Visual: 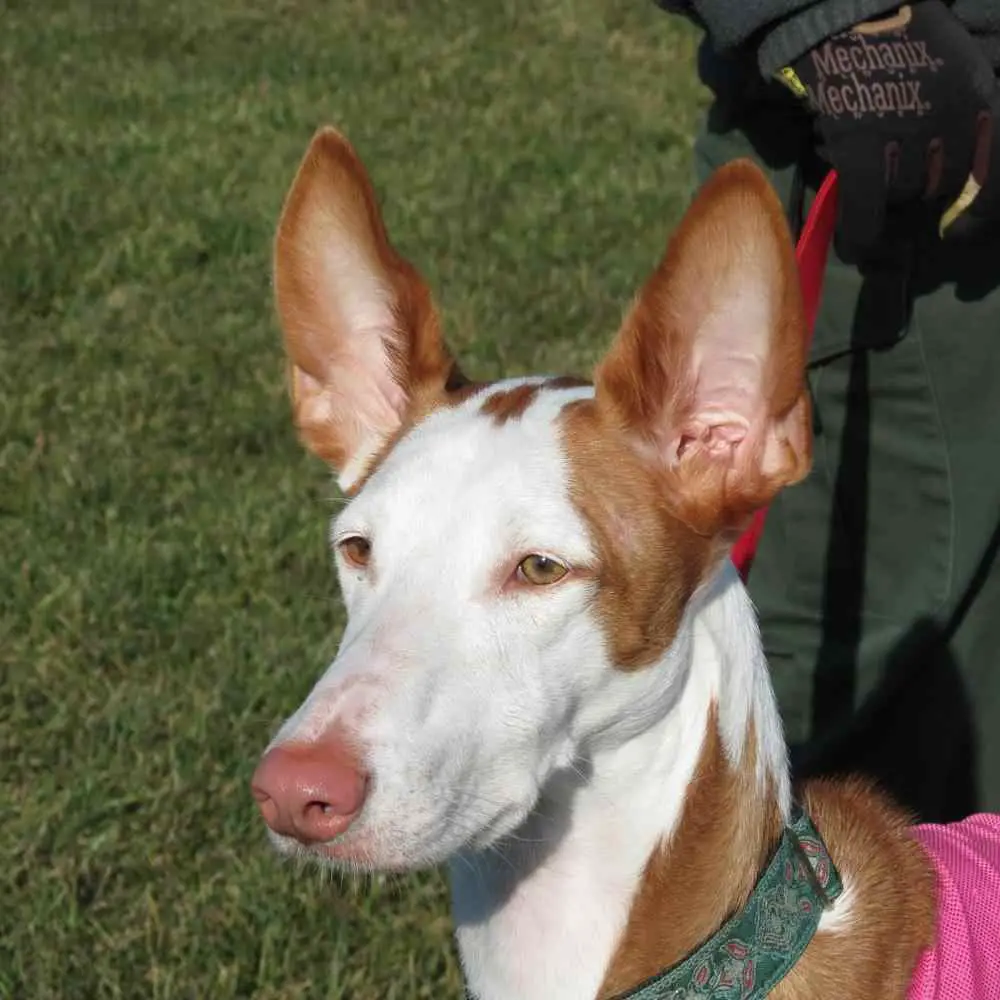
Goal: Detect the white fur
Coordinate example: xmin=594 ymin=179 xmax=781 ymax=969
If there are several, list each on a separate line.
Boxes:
xmin=818 ymin=877 xmax=854 ymax=935
xmin=264 ymin=380 xmax=794 ymax=998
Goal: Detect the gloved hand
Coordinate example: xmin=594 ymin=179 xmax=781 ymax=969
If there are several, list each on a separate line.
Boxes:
xmin=776 ymin=1 xmax=1000 ymax=259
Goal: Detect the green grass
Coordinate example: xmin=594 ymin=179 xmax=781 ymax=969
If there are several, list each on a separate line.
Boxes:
xmin=1 ymin=2 xmax=706 ymax=997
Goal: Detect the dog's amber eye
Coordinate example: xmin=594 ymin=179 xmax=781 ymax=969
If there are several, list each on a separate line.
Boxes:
xmin=338 ymin=536 xmax=372 ymax=569
xmin=517 ymin=554 xmax=568 ymax=586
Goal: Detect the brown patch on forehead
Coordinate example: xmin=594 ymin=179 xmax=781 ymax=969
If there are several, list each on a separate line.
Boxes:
xmin=480 ymin=382 xmax=542 ymax=424
xmin=349 ymin=371 xmax=591 ymax=496
xmin=560 ymin=398 xmax=717 ymax=670
xmin=480 ymin=375 xmax=592 ymax=426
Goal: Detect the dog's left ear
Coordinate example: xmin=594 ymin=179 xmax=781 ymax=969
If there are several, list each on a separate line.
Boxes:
xmin=595 ymin=159 xmax=812 ymax=537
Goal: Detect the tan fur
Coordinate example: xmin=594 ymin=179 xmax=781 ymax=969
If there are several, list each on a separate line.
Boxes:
xmin=559 ymin=163 xmax=811 ymax=671
xmin=560 ymin=397 xmax=717 ymax=669
xmin=772 ymin=780 xmax=936 ymax=1000
xmin=357 ymin=376 xmax=588 ymax=489
xmin=593 ymin=161 xmax=812 ymax=541
xmin=599 ymin=746 xmax=934 ymax=999
xmin=481 ymin=376 xmax=591 ymax=426
xmin=273 ymin=127 xmax=478 ymax=488
xmin=480 ymin=383 xmax=543 ymax=424
xmin=273 ymin=133 xmax=593 ymax=492
xmin=599 ymin=715 xmax=782 ymax=996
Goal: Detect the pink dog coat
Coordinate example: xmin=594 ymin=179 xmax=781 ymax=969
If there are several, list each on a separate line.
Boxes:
xmin=908 ymin=813 xmax=1000 ymax=999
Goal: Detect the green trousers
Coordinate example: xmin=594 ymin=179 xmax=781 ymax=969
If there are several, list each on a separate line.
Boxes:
xmin=693 ymin=47 xmax=1000 ymax=822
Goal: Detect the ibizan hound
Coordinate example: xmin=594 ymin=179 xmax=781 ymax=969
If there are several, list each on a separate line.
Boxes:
xmin=251 ymin=128 xmax=1000 ymax=1000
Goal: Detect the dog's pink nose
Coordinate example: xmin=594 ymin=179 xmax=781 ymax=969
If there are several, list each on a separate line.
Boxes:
xmin=251 ymin=737 xmax=368 ymax=844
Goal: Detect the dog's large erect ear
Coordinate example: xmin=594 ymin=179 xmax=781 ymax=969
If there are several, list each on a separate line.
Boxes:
xmin=273 ymin=128 xmax=460 ymax=493
xmin=594 ymin=159 xmax=812 ymax=537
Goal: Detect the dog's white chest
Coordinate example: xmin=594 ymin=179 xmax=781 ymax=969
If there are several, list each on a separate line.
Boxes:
xmin=451 ymin=844 xmax=635 ymax=1000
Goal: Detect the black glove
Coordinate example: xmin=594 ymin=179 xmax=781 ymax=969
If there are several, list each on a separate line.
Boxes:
xmin=776 ymin=1 xmax=999 ymax=259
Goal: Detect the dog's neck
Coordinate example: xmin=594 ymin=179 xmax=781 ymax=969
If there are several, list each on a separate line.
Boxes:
xmin=450 ymin=564 xmax=791 ymax=1000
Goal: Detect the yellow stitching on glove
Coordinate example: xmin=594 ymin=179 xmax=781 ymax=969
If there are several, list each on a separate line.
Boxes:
xmin=776 ymin=66 xmax=809 ymax=99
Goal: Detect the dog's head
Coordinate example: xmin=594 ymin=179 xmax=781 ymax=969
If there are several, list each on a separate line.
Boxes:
xmin=251 ymin=128 xmax=810 ymax=871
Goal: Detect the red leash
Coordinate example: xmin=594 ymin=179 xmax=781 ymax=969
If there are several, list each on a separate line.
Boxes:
xmin=731 ymin=171 xmax=839 ymax=582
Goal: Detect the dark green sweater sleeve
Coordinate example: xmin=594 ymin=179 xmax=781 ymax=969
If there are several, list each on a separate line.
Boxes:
xmin=655 ymin=0 xmax=906 ymax=74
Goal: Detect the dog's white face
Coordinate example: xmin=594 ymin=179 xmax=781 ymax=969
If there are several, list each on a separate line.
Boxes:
xmin=271 ymin=380 xmax=651 ymax=870
xmin=253 ymin=129 xmax=811 ymax=873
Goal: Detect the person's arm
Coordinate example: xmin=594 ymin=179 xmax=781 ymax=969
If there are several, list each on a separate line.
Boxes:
xmin=654 ymin=0 xmax=909 ymax=74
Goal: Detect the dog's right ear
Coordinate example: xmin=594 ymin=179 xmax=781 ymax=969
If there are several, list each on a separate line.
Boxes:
xmin=594 ymin=160 xmax=812 ymax=540
xmin=274 ymin=128 xmax=460 ymax=494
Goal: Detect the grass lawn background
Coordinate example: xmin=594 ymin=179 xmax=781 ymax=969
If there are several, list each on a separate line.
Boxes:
xmin=2 ymin=2 xmax=707 ymax=997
